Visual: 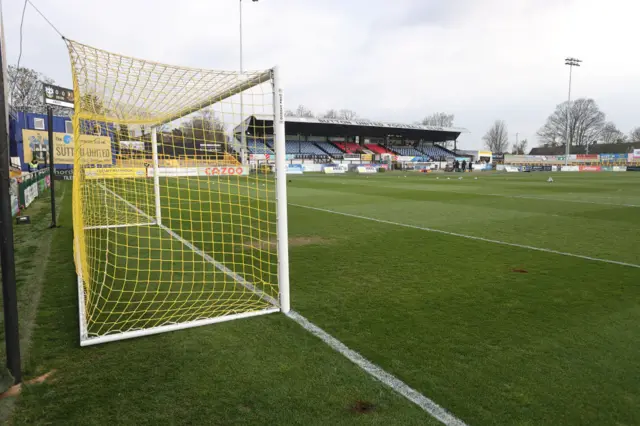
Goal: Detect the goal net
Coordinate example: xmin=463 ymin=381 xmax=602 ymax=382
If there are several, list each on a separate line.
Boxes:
xmin=66 ymin=39 xmax=290 ymax=346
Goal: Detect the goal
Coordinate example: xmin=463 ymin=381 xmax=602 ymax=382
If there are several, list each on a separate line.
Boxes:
xmin=66 ymin=39 xmax=290 ymax=346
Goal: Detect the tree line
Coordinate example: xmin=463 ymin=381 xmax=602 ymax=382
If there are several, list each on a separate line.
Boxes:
xmin=484 ymin=98 xmax=640 ymax=155
xmin=285 ymin=105 xmax=455 ymax=128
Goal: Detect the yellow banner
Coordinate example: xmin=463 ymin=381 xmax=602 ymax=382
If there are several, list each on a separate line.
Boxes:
xmin=22 ymin=129 xmax=112 ymax=165
xmin=84 ymin=168 xmax=147 ymax=179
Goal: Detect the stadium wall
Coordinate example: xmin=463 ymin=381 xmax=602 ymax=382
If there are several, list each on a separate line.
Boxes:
xmin=10 ymin=169 xmax=51 ymax=216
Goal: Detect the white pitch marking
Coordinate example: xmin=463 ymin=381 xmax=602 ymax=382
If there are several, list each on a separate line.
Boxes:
xmin=287 ymin=311 xmax=468 ymax=426
xmin=324 ymin=179 xmax=640 ymax=208
xmin=84 ymin=222 xmax=156 ymax=230
xmin=290 ymin=203 xmax=640 ymax=269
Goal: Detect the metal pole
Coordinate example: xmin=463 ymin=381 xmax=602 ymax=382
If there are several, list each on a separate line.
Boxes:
xmin=239 ymin=0 xmax=247 ymax=165
xmin=564 ymin=58 xmax=581 ymax=167
xmin=0 ymin=26 xmax=21 ymax=383
xmin=272 ymin=66 xmax=290 ymax=313
xmin=47 ymin=106 xmax=56 ymax=228
xmin=565 ymin=65 xmax=572 ymax=167
xmin=151 ymin=127 xmax=161 ymax=225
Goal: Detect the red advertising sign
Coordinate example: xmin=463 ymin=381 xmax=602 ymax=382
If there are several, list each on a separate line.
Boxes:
xmin=577 ymin=154 xmax=598 ymax=160
xmin=203 ymin=167 xmax=247 ymax=176
xmin=579 ymin=165 xmax=601 ymax=172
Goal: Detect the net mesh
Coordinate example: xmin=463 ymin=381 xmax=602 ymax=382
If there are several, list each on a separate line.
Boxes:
xmin=66 ymin=39 xmax=280 ymax=343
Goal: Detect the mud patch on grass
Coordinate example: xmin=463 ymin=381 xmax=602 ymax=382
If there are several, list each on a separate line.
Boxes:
xmin=349 ymin=400 xmax=376 ymax=414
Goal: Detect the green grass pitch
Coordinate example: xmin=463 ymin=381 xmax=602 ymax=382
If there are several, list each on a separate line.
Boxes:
xmin=5 ymin=171 xmax=640 ymax=425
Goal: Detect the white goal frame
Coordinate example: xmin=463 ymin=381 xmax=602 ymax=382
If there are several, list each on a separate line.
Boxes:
xmin=76 ymin=67 xmax=290 ymax=346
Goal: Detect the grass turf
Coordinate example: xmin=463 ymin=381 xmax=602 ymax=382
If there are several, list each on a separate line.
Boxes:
xmin=5 ymin=171 xmax=640 ymax=425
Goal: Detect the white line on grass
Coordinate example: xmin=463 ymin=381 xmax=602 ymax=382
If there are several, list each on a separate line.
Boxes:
xmin=96 ymin=183 xmax=465 ymax=424
xmin=287 ymin=310 xmax=468 ymax=425
xmin=484 ymin=192 xmax=640 ymax=208
xmin=290 ymin=203 xmax=640 ymax=269
xmin=334 ymin=180 xmax=640 ymax=208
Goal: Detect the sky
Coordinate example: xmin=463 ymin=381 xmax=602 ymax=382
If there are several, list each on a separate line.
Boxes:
xmin=2 ymin=0 xmax=639 ymax=150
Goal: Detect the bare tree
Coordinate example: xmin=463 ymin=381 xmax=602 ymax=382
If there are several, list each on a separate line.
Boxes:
xmin=483 ymin=120 xmax=509 ymax=153
xmin=8 ymin=65 xmax=68 ymax=115
xmin=629 ymin=127 xmax=640 ymax=142
xmin=537 ymin=98 xmax=605 ymax=147
xmin=421 ymin=112 xmax=454 ymax=127
xmin=296 ymin=105 xmax=314 ymax=118
xmin=600 ymin=122 xmax=627 ymax=144
xmin=284 ymin=105 xmax=314 ymax=118
xmin=338 ymin=109 xmax=357 ymax=121
xmin=512 ymin=139 xmax=528 ymax=155
xmin=322 ymin=109 xmax=339 ymax=119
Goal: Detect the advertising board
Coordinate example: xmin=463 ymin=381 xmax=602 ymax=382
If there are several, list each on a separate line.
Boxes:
xmin=286 ymin=164 xmax=304 ymax=175
xmin=579 ymin=166 xmax=602 ymax=172
xmin=356 ymin=166 xmax=377 ymax=174
xmin=323 ymin=165 xmax=347 ymax=174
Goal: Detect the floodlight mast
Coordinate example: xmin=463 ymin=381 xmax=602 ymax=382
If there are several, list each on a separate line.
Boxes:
xmin=239 ymin=0 xmax=259 ymax=165
xmin=564 ymin=57 xmax=582 ymax=167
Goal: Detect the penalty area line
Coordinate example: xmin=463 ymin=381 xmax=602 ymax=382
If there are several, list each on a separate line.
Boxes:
xmin=287 ymin=311 xmax=468 ymax=426
xmin=290 ymin=203 xmax=640 ymax=269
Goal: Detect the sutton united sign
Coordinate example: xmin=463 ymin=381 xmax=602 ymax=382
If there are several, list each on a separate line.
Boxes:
xmin=43 ymin=83 xmax=74 ymax=109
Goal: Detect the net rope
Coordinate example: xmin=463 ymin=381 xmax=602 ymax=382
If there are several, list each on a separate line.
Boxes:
xmin=66 ymin=39 xmax=279 ymax=342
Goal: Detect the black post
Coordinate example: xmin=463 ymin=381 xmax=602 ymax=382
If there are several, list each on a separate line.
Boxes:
xmin=47 ymin=107 xmax=56 ymax=227
xmin=0 ymin=40 xmax=22 ymax=384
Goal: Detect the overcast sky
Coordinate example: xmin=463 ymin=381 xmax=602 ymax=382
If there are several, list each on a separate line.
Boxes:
xmin=2 ymin=0 xmax=639 ymax=150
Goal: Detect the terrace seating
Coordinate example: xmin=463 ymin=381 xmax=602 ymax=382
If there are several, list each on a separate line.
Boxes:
xmin=365 ymin=144 xmax=394 ymax=154
xmin=391 ymin=146 xmax=423 ymax=156
xmin=314 ymin=141 xmax=344 ymax=156
xmin=334 ymin=142 xmax=362 ymax=153
xmin=247 ymin=138 xmax=274 ymax=155
xmin=420 ymin=145 xmax=453 ymax=160
xmin=285 ymin=141 xmax=327 ymax=156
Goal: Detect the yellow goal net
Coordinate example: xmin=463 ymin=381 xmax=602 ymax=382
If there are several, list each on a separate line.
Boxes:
xmin=66 ymin=39 xmax=290 ymax=346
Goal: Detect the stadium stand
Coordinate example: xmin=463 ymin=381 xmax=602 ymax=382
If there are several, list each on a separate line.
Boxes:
xmin=365 ymin=143 xmax=395 ymax=154
xmin=247 ymin=138 xmax=274 ymax=155
xmin=315 ymin=141 xmax=344 ymax=157
xmin=419 ymin=144 xmax=454 ymax=160
xmin=284 ymin=141 xmax=327 ymax=156
xmin=391 ymin=146 xmax=423 ymax=156
xmin=334 ymin=142 xmax=362 ymax=153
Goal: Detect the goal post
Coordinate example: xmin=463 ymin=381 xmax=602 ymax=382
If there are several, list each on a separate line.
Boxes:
xmin=66 ymin=39 xmax=290 ymax=346
xmin=273 ymin=66 xmax=290 ymax=313
xmin=150 ymin=126 xmax=162 ymax=226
